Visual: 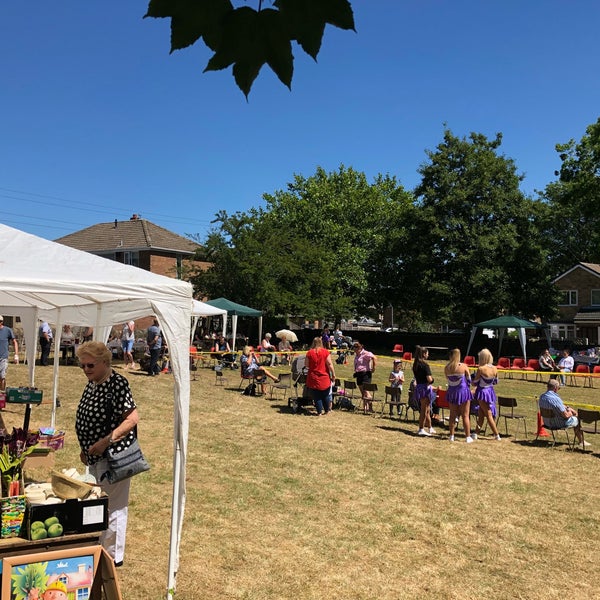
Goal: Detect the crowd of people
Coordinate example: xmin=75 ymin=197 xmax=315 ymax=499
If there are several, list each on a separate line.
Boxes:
xmin=3 ymin=317 xmax=595 ymax=572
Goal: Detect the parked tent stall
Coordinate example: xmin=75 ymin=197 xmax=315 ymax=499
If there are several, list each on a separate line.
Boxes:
xmin=204 ymin=297 xmax=263 ymax=351
xmin=466 ymin=315 xmax=550 ymax=362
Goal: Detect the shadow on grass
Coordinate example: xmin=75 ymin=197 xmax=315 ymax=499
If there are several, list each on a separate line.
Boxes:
xmin=511 ymin=438 xmax=595 ymax=455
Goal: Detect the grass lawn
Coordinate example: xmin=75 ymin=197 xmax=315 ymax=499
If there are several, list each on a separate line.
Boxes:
xmin=5 ymin=354 xmax=600 ymax=599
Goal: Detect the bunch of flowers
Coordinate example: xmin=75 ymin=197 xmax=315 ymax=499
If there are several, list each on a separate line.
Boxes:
xmin=0 ymin=428 xmax=39 ymax=496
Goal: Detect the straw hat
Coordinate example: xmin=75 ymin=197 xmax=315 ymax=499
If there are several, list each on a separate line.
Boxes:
xmin=51 ymin=470 xmax=93 ymax=500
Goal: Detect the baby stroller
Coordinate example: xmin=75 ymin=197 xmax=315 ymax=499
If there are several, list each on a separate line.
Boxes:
xmin=288 ymin=355 xmax=315 ymax=414
xmin=216 ymin=352 xmax=238 ymax=369
xmin=336 ymin=349 xmax=349 ymax=365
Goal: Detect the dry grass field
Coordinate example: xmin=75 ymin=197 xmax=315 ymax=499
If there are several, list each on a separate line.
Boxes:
xmin=5 ymin=354 xmax=600 ymax=599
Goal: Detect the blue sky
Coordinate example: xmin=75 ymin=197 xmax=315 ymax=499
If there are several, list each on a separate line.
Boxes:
xmin=2 ymin=1 xmax=599 ymax=241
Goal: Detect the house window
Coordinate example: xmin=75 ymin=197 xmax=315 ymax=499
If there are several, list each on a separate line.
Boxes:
xmin=551 ymin=324 xmax=576 ymax=341
xmin=76 ymin=588 xmax=89 ymax=600
xmin=123 ymin=251 xmax=139 ymax=267
xmin=559 ymin=290 xmax=577 ymax=306
xmin=591 ymin=289 xmax=600 ymax=306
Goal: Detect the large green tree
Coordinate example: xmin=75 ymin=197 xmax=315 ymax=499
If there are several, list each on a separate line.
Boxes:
xmin=542 ymin=117 xmax=600 ymax=267
xmin=192 ymin=166 xmax=412 ymax=320
xmin=411 ymin=129 xmax=558 ymax=325
xmin=145 ymin=0 xmax=355 ymax=97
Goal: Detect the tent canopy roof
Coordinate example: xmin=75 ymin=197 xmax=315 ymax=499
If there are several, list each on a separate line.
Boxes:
xmin=192 ymin=299 xmax=226 ymax=318
xmin=205 ymin=297 xmax=262 ymax=317
xmin=473 ymin=315 xmax=544 ymax=329
xmin=0 ymin=223 xmax=191 ymax=598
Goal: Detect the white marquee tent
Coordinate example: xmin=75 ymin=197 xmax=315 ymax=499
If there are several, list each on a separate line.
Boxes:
xmin=191 ymin=299 xmax=227 ymax=343
xmin=0 ymin=223 xmax=193 ymax=599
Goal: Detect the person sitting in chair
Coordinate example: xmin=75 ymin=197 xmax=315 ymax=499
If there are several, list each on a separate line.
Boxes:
xmin=538 ymin=348 xmax=557 ymax=372
xmin=260 ymin=333 xmax=277 ymax=366
xmin=215 ymin=335 xmax=235 ymax=367
xmin=557 ymin=348 xmax=574 ymax=386
xmin=241 ymin=346 xmax=279 ymax=393
xmin=539 ymin=379 xmax=589 ymax=447
xmin=278 ymin=338 xmax=294 ymax=365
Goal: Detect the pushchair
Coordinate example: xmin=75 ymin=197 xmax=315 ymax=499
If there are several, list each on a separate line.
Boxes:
xmin=215 ymin=352 xmax=238 ymax=369
xmin=288 ymin=355 xmax=315 ymax=414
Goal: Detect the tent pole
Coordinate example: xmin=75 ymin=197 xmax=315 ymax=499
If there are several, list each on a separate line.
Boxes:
xmin=166 ymin=418 xmax=182 ymax=599
xmin=51 ymin=313 xmax=63 ymax=430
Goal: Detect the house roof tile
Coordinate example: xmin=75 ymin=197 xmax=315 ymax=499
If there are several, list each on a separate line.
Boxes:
xmin=54 ymin=218 xmax=200 ymax=255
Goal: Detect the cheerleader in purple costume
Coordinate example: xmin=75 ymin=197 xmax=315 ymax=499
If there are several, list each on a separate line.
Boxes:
xmin=472 ymin=348 xmax=501 ymax=440
xmin=412 ymin=346 xmax=435 ymax=436
xmin=444 ymin=349 xmax=474 ymax=442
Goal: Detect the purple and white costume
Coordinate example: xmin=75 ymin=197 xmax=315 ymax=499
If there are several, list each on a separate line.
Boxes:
xmin=473 ymin=375 xmax=498 ymax=418
xmin=446 ymin=373 xmax=473 ymax=405
xmin=413 ymin=362 xmax=433 ymax=403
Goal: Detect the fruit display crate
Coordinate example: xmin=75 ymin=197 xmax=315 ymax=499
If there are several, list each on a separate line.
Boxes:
xmin=5 ymin=387 xmax=43 ymax=405
xmin=22 ymin=496 xmax=108 ymax=539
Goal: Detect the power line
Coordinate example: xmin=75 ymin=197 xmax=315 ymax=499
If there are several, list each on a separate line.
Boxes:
xmin=0 ymin=186 xmax=215 ymax=229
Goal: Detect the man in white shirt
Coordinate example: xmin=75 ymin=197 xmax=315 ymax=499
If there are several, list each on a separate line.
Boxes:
xmin=557 ymin=349 xmax=574 ymax=386
xmin=39 ymin=320 xmax=53 ymax=366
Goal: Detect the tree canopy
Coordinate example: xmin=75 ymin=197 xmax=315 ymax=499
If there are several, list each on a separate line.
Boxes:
xmin=145 ymin=0 xmax=355 ymax=97
xmin=542 ymin=117 xmax=600 ymax=267
xmin=192 ymin=166 xmax=412 ymax=320
xmin=410 ymin=129 xmax=559 ymax=324
xmin=189 ymin=121 xmax=600 ymax=329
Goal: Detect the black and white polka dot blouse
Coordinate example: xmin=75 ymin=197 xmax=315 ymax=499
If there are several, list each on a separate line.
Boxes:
xmin=75 ymin=370 xmax=137 ymax=465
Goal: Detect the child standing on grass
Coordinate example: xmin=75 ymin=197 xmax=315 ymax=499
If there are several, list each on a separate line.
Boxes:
xmin=388 ymin=359 xmax=404 ymax=417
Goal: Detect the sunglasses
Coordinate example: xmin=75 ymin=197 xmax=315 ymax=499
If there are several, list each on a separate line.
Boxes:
xmin=79 ymin=363 xmax=97 ymax=369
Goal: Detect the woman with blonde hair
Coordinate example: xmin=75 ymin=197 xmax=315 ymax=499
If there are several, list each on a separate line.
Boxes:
xmin=121 ymin=320 xmax=135 ymax=369
xmin=444 ymin=348 xmax=473 ymax=442
xmin=240 ymin=346 xmax=279 ymax=383
xmin=472 ymin=348 xmax=501 ymax=440
xmin=75 ymin=341 xmax=140 ymax=566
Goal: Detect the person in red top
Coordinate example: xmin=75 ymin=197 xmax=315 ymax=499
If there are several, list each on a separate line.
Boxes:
xmin=305 ymin=337 xmax=336 ymax=416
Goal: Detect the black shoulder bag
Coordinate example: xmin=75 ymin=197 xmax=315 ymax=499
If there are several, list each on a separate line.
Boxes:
xmin=100 ymin=378 xmax=150 ymax=484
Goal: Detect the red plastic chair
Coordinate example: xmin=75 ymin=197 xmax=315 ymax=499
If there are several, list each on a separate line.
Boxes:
xmin=524 ymin=358 xmax=542 ymax=382
xmin=392 ymin=344 xmax=404 ymax=354
xmin=464 ymin=356 xmax=476 ymax=367
xmin=591 ymin=365 xmax=600 ymax=388
xmin=574 ymin=364 xmax=592 ymax=388
xmin=497 ymin=357 xmax=511 ymax=378
xmin=402 ymin=352 xmax=413 ymax=361
xmin=510 ymin=357 xmax=526 ymax=379
xmin=435 ymin=388 xmax=450 ymax=422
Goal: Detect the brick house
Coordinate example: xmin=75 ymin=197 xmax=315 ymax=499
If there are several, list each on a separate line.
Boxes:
xmin=552 ymin=262 xmax=600 ymax=343
xmin=54 ymin=214 xmax=209 ymax=279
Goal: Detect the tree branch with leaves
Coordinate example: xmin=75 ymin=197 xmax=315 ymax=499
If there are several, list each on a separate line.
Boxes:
xmin=145 ymin=0 xmax=355 ymax=97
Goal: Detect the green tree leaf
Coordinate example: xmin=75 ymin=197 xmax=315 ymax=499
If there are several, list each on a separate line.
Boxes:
xmin=145 ymin=0 xmax=233 ymax=52
xmin=145 ymin=0 xmax=354 ymax=95
xmin=275 ymin=0 xmax=355 ymax=59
